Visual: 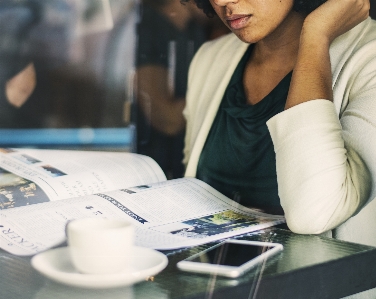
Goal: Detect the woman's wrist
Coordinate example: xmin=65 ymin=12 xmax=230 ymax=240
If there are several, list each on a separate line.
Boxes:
xmin=300 ymin=17 xmax=333 ymax=47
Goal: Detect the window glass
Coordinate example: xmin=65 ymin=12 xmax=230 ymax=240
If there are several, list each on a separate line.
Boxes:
xmin=0 ymin=0 xmax=228 ymax=167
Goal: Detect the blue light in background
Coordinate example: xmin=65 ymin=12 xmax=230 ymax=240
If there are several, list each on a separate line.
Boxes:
xmin=0 ymin=128 xmax=132 ymax=148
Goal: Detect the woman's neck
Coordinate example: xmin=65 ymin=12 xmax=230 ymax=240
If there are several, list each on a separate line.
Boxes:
xmin=252 ymin=11 xmax=306 ymax=70
xmin=243 ymin=11 xmax=307 ymax=105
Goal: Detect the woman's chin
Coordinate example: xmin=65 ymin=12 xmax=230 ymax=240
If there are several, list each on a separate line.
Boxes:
xmin=231 ymin=29 xmax=264 ymax=44
xmin=234 ymin=33 xmax=261 ymax=44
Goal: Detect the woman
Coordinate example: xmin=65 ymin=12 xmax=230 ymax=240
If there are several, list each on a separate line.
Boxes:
xmin=182 ymin=0 xmax=376 ymax=246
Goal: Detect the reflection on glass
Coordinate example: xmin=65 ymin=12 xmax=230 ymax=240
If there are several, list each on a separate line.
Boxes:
xmin=0 ymin=0 xmax=228 ymax=154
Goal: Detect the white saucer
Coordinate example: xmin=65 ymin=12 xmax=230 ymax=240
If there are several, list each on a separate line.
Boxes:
xmin=31 ymin=246 xmax=168 ymax=289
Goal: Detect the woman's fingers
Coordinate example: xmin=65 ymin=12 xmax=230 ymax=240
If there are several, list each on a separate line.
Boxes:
xmin=303 ymin=0 xmax=370 ymax=44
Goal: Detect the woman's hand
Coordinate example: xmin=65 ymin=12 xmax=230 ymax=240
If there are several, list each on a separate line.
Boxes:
xmin=302 ymin=0 xmax=370 ymax=44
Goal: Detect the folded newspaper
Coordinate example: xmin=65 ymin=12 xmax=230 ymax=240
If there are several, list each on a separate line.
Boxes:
xmin=0 ymin=148 xmax=285 ymax=256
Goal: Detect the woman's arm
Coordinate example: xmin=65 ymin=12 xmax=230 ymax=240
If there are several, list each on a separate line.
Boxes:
xmin=269 ymin=0 xmax=373 ymax=234
xmin=285 ymin=0 xmax=370 ymax=109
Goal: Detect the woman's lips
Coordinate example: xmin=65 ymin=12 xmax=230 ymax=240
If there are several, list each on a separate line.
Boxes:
xmin=226 ymin=15 xmax=251 ymax=30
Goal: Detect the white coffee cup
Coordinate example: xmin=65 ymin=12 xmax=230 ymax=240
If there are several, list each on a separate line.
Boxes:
xmin=66 ymin=218 xmax=134 ymax=275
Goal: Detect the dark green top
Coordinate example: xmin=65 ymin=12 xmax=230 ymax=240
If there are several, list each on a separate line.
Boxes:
xmin=196 ymin=45 xmax=292 ymax=214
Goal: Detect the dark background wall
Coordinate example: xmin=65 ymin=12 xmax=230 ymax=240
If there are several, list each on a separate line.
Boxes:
xmin=371 ymin=0 xmax=375 ymax=19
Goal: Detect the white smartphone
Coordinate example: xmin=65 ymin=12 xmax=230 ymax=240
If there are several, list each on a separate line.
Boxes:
xmin=177 ymin=239 xmax=283 ymax=278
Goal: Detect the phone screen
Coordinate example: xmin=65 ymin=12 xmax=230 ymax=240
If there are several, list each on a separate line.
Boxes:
xmin=189 ymin=242 xmax=274 ymax=267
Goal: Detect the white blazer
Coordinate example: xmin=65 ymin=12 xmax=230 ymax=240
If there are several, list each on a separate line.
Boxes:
xmin=183 ymin=18 xmax=376 ymax=247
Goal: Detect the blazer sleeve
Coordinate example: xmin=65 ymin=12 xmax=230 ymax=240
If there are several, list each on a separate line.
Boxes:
xmin=266 ymin=50 xmax=376 ymax=234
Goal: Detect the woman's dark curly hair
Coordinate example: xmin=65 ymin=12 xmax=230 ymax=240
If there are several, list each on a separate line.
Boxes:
xmin=181 ymin=0 xmax=327 ymax=17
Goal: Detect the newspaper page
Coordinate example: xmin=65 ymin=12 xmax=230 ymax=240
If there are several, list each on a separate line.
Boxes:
xmin=0 ymin=178 xmax=285 ymax=256
xmin=0 ymin=148 xmax=167 ymax=209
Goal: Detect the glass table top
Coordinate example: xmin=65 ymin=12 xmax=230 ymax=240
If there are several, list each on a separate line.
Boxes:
xmin=1 ymin=228 xmax=375 ymax=299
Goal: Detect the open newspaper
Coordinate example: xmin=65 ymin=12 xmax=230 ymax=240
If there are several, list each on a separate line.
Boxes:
xmin=0 ymin=148 xmax=285 ymax=256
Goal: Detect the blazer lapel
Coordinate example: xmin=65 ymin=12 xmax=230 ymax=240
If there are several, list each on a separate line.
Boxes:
xmin=185 ymin=37 xmax=249 ymax=177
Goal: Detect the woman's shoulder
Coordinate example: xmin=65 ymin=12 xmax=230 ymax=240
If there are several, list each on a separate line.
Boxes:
xmin=351 ymin=18 xmax=376 ymax=52
xmin=331 ymin=18 xmax=376 ymax=59
xmin=188 ymin=33 xmax=249 ymax=78
xmin=195 ymin=33 xmax=247 ymax=60
xmin=329 ymin=17 xmax=376 ymax=88
xmin=202 ymin=32 xmax=242 ymax=47
xmin=362 ymin=17 xmax=376 ymax=42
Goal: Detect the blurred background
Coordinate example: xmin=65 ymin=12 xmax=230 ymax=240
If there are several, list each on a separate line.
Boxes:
xmin=0 ymin=0 xmax=230 ymax=178
xmin=0 ymin=0 xmax=374 ymax=179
